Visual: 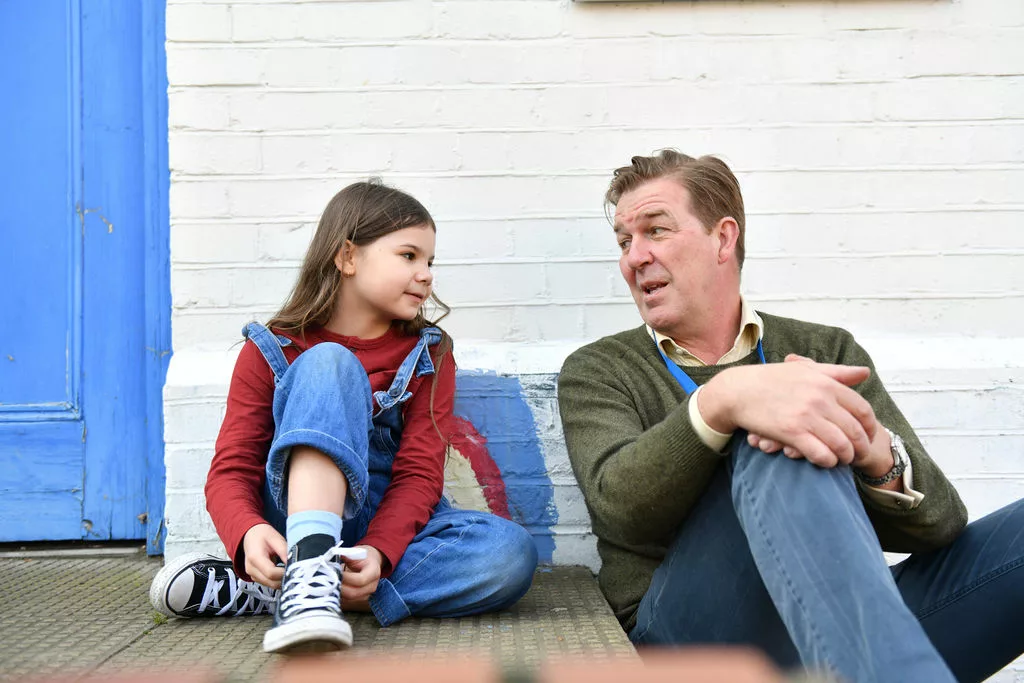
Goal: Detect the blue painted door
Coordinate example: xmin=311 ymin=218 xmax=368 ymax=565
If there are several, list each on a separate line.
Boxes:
xmin=0 ymin=0 xmax=169 ymax=549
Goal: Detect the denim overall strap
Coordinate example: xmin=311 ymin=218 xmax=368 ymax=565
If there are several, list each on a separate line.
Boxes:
xmin=242 ymin=322 xmax=292 ymax=384
xmin=373 ymin=326 xmax=442 ymax=416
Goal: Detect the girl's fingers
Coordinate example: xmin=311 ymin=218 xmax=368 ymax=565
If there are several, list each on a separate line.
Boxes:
xmin=342 ymin=568 xmax=365 ymax=586
xmin=341 ymin=583 xmax=376 ymax=602
xmin=248 ymin=566 xmax=271 ymax=588
xmin=340 ymin=565 xmax=379 ymax=599
xmin=343 ymin=565 xmax=380 ymax=588
xmin=268 ymin=535 xmax=288 ymax=565
xmin=246 ymin=566 xmax=263 ymax=586
xmin=245 ymin=558 xmax=263 ymax=584
xmin=251 ymin=555 xmax=282 ymax=589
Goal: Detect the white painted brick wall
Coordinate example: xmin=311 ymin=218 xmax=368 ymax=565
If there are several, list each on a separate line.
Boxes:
xmin=166 ymin=1 xmax=1023 ymax=674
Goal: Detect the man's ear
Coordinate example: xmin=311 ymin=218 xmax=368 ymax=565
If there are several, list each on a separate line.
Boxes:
xmin=334 ymin=240 xmax=357 ymax=277
xmin=714 ymin=217 xmax=740 ymax=265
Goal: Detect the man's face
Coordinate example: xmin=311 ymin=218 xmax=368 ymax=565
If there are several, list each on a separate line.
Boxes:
xmin=613 ymin=177 xmax=722 ymax=338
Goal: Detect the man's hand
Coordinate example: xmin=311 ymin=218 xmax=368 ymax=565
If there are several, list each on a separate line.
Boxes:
xmin=242 ymin=523 xmax=287 ymax=589
xmin=341 ymin=545 xmax=383 ymax=604
xmin=698 ymin=354 xmax=878 ymax=468
xmin=746 ymin=354 xmax=864 ymax=459
xmin=851 ymin=426 xmax=898 ymax=487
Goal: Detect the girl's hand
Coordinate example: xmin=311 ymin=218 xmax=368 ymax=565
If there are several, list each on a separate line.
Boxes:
xmin=242 ymin=523 xmax=287 ymax=590
xmin=341 ymin=544 xmax=383 ymax=603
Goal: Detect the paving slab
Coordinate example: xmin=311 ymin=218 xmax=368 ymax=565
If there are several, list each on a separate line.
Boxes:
xmin=0 ymin=554 xmax=635 ymax=682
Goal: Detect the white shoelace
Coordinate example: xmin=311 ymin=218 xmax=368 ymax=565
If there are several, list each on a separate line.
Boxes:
xmin=199 ymin=566 xmax=278 ymax=616
xmin=278 ymin=542 xmax=368 ymax=621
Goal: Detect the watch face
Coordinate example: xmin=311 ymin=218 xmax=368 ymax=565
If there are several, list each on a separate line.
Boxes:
xmin=890 ymin=433 xmax=908 ymax=467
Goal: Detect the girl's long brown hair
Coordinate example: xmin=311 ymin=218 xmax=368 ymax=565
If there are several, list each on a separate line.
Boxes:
xmin=266 ymin=180 xmax=453 ymax=432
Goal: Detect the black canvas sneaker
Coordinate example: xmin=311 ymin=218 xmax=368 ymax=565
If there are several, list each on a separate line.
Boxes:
xmin=262 ymin=534 xmax=367 ymax=654
xmin=150 ymin=553 xmax=278 ymax=618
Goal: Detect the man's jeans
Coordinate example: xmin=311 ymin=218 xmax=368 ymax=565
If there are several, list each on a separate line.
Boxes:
xmin=247 ymin=333 xmax=538 ymax=628
xmin=630 ymin=436 xmax=1024 ymax=683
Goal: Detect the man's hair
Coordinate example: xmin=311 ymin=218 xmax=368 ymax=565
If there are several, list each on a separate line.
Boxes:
xmin=606 ymin=150 xmax=746 ymax=269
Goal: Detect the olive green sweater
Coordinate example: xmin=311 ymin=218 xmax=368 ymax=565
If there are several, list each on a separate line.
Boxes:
xmin=557 ymin=313 xmax=968 ymax=632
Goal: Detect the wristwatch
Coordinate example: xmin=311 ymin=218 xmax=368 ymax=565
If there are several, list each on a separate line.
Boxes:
xmin=854 ymin=428 xmax=908 ymax=487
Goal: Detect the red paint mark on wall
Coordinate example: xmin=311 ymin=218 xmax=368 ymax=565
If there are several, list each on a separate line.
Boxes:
xmin=449 ymin=416 xmax=511 ymax=519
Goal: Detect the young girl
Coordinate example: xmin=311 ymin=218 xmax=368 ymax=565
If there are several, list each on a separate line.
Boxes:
xmin=150 ymin=180 xmax=538 ymax=654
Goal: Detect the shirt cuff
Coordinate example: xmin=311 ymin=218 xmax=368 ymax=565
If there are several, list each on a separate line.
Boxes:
xmin=688 ymin=386 xmax=733 ymax=452
xmin=859 ymin=458 xmax=924 ymax=510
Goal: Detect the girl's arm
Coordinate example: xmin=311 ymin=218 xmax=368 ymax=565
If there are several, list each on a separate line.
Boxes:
xmin=359 ymin=349 xmax=456 ymax=576
xmin=205 ymin=340 xmax=278 ymax=578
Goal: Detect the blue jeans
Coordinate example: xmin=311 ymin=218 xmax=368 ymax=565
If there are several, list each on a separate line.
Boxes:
xmin=631 ymin=436 xmax=1024 ymax=683
xmin=244 ymin=323 xmax=538 ymax=627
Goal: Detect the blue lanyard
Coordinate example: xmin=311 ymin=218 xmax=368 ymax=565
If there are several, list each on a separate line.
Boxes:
xmin=653 ymin=332 xmax=766 ymax=395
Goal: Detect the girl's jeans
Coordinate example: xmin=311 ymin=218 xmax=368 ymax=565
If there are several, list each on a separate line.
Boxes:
xmin=244 ymin=323 xmax=538 ymax=627
xmin=630 ymin=435 xmax=1024 ymax=683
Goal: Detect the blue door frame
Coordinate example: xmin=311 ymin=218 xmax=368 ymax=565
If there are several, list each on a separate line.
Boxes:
xmin=0 ymin=0 xmax=169 ymax=554
xmin=140 ymin=0 xmax=172 ymax=555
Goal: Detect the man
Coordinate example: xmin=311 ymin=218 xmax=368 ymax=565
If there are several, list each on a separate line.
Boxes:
xmin=557 ymin=150 xmax=1024 ymax=683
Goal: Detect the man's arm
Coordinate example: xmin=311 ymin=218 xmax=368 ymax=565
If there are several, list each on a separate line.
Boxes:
xmin=697 ymin=360 xmax=877 ymax=467
xmin=699 ymin=330 xmax=967 ymax=552
xmin=739 ymin=353 xmax=904 ymax=488
xmin=557 ymin=345 xmax=723 ymax=547
xmin=839 ymin=333 xmax=969 ymax=551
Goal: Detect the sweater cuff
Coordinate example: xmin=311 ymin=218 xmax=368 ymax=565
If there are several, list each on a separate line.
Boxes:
xmin=688 ymin=386 xmax=733 ymax=452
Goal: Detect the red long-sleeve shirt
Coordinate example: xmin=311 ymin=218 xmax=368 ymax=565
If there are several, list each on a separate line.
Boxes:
xmin=205 ymin=324 xmax=455 ymax=579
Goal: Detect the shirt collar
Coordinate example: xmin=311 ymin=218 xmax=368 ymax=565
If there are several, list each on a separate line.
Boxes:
xmin=647 ymin=296 xmax=764 ymax=367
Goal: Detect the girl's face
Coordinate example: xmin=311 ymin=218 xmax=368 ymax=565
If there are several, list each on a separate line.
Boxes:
xmin=334 ymin=224 xmax=436 ymax=337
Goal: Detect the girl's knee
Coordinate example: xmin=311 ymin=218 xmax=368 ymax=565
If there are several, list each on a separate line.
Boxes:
xmin=291 ymin=342 xmax=362 ymax=377
xmin=511 ymin=522 xmax=539 ymax=576
xmin=483 ymin=518 xmax=538 ymax=599
xmin=281 ymin=342 xmax=372 ymax=405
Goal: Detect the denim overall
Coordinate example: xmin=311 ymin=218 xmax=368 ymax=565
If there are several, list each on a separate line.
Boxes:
xmin=242 ymin=322 xmax=537 ymax=627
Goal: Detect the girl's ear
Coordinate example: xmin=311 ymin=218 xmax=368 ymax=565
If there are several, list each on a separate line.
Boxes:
xmin=334 ymin=240 xmax=357 ymax=277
